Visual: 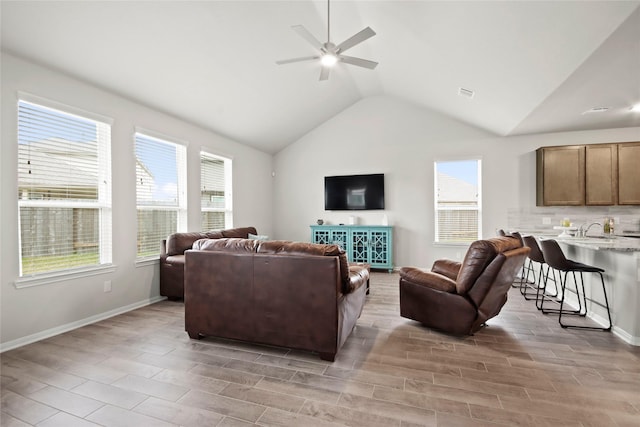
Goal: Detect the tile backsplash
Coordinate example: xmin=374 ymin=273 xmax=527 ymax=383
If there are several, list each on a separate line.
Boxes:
xmin=507 ymin=206 xmax=640 ymax=235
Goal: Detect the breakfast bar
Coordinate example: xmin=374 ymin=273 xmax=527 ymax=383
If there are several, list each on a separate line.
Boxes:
xmin=552 ymin=235 xmax=640 ymax=345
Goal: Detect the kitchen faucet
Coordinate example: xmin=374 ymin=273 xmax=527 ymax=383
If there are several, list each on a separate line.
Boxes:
xmin=577 ymin=222 xmax=601 ymax=237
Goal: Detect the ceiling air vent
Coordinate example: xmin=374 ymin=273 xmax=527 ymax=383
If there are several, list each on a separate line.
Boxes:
xmin=582 ymin=107 xmax=610 ymax=114
xmin=458 ymin=87 xmax=475 ymax=99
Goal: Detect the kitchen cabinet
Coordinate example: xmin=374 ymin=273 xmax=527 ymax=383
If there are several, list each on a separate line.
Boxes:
xmin=537 ymin=142 xmax=639 ymax=206
xmin=618 ymin=142 xmax=640 ymax=205
xmin=585 ymin=144 xmax=617 ymax=205
xmin=536 ymin=145 xmax=585 ymax=206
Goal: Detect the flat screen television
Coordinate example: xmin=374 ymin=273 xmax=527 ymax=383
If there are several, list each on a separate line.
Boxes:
xmin=324 ymin=173 xmax=385 ymax=210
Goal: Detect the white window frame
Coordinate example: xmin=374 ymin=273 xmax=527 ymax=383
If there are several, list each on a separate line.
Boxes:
xmin=134 ymin=128 xmax=187 ymax=262
xmin=200 ymin=150 xmax=233 ymax=231
xmin=434 ymin=159 xmax=482 ymax=245
xmin=15 ymin=93 xmax=114 ymax=287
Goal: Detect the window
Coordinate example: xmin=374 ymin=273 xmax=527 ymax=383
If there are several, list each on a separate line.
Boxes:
xmin=200 ymin=151 xmax=232 ymax=230
xmin=135 ymin=132 xmax=187 ymax=259
xmin=17 ymin=98 xmax=112 ymax=277
xmin=434 ymin=159 xmax=482 ymax=243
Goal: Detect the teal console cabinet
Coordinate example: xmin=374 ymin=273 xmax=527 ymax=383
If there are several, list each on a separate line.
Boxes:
xmin=310 ymin=225 xmax=393 ymax=272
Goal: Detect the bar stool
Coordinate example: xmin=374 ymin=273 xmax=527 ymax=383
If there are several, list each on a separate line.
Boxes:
xmin=520 ymin=235 xmax=556 ymax=303
xmin=538 ymin=239 xmax=612 ymax=331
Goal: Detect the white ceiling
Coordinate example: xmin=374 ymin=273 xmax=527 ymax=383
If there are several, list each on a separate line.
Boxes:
xmin=2 ymin=1 xmax=639 ymax=154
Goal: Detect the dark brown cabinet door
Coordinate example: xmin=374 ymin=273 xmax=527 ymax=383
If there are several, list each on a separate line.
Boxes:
xmin=585 ymin=144 xmax=617 ymax=205
xmin=618 ymin=142 xmax=640 ymax=205
xmin=537 ymin=146 xmax=585 ymax=206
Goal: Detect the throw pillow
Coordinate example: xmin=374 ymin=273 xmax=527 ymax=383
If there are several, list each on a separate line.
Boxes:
xmin=248 ymin=233 xmax=269 ymax=241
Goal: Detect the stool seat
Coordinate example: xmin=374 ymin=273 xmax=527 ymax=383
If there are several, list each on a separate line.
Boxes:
xmin=559 ymin=260 xmax=604 ymax=274
xmin=538 ymin=239 xmax=611 ymax=331
xmin=520 ymin=235 xmax=558 ymax=305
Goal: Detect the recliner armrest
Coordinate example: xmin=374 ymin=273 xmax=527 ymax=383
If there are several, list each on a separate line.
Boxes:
xmin=432 ymin=259 xmax=461 ymax=280
xmin=399 ymin=267 xmax=457 ymax=293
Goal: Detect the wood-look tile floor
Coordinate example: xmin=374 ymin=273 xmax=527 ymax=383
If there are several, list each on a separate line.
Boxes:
xmin=2 ymin=272 xmax=639 ymax=426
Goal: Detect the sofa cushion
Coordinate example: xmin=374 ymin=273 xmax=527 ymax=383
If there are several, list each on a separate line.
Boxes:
xmin=192 ymin=237 xmax=258 ymax=252
xmin=222 ymin=227 xmax=258 ymax=238
xmin=166 ymin=232 xmax=210 ymax=256
xmin=257 ymin=240 xmax=350 ymax=290
xmin=205 ymin=230 xmax=224 ymax=239
xmin=165 ymin=227 xmax=256 ymax=256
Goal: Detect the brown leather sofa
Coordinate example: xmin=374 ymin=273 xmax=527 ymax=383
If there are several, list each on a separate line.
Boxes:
xmin=184 ymin=238 xmax=370 ymax=361
xmin=159 ymin=226 xmax=257 ymax=299
xmin=399 ymin=235 xmax=529 ymax=335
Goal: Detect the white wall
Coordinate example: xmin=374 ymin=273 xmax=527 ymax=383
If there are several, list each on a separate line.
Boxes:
xmin=0 ymin=53 xmax=274 ymax=349
xmin=273 ymin=95 xmax=640 ymax=269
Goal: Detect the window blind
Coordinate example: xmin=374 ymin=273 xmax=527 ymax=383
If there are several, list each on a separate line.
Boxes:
xmin=434 ymin=160 xmax=481 ymax=243
xmin=200 ymin=151 xmax=232 ymax=231
xmin=17 ymin=99 xmax=112 ymax=276
xmin=135 ymin=132 xmax=186 ymax=259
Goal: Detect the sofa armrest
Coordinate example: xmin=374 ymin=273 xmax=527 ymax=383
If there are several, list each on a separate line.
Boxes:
xmin=431 ymin=259 xmax=461 ymax=281
xmin=399 ymin=267 xmax=457 ymax=293
xmin=344 ymin=265 xmax=370 ymax=294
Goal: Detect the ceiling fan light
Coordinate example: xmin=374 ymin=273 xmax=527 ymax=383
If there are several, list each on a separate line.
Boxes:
xmin=321 ymin=53 xmax=338 ymax=67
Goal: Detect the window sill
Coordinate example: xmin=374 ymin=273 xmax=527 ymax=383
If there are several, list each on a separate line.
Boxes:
xmin=135 ymin=257 xmax=159 ymax=268
xmin=433 ymin=242 xmax=473 ymax=247
xmin=15 ymin=264 xmax=117 ymax=289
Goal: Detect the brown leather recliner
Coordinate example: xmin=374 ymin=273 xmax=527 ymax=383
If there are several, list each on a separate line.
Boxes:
xmin=159 ymin=226 xmax=257 ymax=299
xmin=399 ymin=235 xmax=530 ymax=335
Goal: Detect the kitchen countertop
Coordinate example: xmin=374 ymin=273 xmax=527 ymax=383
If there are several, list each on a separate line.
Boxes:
xmin=553 ymin=235 xmax=640 ymax=252
xmin=510 ymin=229 xmax=640 ymax=251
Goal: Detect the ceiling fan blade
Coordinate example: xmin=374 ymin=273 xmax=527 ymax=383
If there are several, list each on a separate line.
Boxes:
xmin=276 ymin=56 xmax=319 ymax=65
xmin=291 ymin=25 xmax=324 ymax=50
xmin=336 ymin=27 xmax=376 ymax=53
xmin=339 ymin=55 xmax=378 ymax=70
xmin=319 ymin=66 xmax=330 ymax=81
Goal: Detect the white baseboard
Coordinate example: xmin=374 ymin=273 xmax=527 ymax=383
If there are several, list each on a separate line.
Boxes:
xmin=612 ymin=326 xmax=640 ymax=346
xmin=0 ymin=296 xmax=167 ymax=353
xmin=564 ymin=302 xmax=639 ymax=346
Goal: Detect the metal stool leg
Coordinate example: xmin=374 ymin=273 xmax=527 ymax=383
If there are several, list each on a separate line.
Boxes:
xmin=519 ymin=259 xmax=540 ymax=300
xmin=537 ymin=266 xmax=582 ymax=315
xmin=559 ymin=271 xmax=611 ymax=331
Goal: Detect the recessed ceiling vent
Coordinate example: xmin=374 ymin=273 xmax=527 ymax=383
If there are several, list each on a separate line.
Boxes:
xmin=582 ymin=107 xmax=610 ymax=114
xmin=458 ymin=87 xmax=475 ymax=99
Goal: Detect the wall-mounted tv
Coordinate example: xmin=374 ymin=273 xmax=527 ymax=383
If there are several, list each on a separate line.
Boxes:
xmin=324 ymin=173 xmax=385 ymax=210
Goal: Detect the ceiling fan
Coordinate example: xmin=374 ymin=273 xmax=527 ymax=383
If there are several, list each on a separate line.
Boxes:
xmin=276 ymin=0 xmax=378 ymax=81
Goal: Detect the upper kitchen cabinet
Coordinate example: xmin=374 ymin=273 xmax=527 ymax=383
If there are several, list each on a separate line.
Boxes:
xmin=585 ymin=144 xmax=617 ymax=205
xmin=618 ymin=142 xmax=640 ymax=205
xmin=537 ymin=145 xmax=585 ymax=206
xmin=537 ymin=142 xmax=640 ymax=206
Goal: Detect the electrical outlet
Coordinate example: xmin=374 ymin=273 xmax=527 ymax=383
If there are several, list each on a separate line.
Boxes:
xmin=104 ymin=280 xmax=112 ymax=293
xmin=542 ymin=217 xmax=551 ymax=225
xmin=456 ymin=252 xmax=461 ymax=259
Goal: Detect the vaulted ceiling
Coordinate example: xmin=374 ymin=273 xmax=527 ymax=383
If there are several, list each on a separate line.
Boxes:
xmin=2 ymin=1 xmax=639 ymax=153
